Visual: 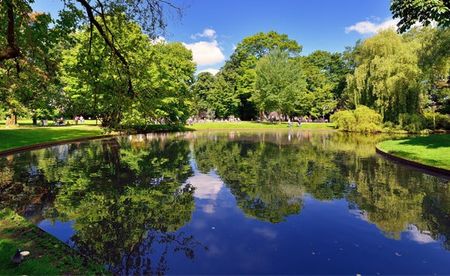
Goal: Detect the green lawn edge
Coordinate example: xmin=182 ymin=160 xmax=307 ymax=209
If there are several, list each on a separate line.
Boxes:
xmin=0 ymin=125 xmax=106 ymax=152
xmin=188 ymin=121 xmax=335 ymax=130
xmin=0 ymin=209 xmax=107 ymax=275
xmin=377 ymin=134 xmax=450 ymax=171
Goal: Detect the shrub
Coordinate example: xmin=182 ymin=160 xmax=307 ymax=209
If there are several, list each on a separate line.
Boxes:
xmin=331 ymin=105 xmax=382 ymax=133
xmin=398 ymin=113 xmax=426 ymax=133
xmin=424 ymin=112 xmax=450 ymax=130
xmin=330 ymin=110 xmax=356 ymax=131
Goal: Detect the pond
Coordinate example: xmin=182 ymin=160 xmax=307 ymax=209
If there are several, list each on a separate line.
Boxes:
xmin=1 ymin=130 xmax=450 ymax=274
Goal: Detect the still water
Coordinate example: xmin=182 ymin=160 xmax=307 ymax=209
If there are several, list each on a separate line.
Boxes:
xmin=1 ymin=130 xmax=450 ymax=274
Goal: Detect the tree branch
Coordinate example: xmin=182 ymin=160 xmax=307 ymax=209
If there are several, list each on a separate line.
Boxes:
xmin=76 ymin=0 xmax=134 ymax=96
xmin=0 ymin=0 xmax=20 ymax=61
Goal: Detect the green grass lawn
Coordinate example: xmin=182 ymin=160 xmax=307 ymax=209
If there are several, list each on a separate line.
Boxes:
xmin=0 ymin=209 xmax=105 ymax=275
xmin=190 ymin=121 xmax=335 ymax=130
xmin=377 ymin=134 xmax=450 ymax=170
xmin=0 ymin=125 xmax=104 ymax=152
xmin=0 ymin=119 xmax=99 ymax=127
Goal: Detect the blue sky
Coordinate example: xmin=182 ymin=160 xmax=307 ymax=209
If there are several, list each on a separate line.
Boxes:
xmin=33 ymin=0 xmax=397 ymax=73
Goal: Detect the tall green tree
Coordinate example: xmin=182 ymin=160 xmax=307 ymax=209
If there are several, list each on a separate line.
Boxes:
xmin=253 ymin=49 xmax=308 ymax=119
xmin=412 ymin=27 xmax=450 ymax=114
xmin=190 ymin=72 xmax=216 ymax=118
xmin=0 ymin=6 xmax=64 ymax=125
xmin=303 ymin=50 xmax=349 ymax=106
xmin=346 ymin=30 xmax=423 ymax=122
xmin=62 ymin=15 xmax=195 ymax=128
xmin=220 ymin=31 xmax=302 ymax=120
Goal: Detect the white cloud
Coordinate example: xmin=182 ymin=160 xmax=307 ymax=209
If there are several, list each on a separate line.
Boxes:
xmin=191 ymin=28 xmax=217 ymax=40
xmin=253 ymin=227 xmax=277 ymax=240
xmin=198 ymin=68 xmax=220 ymax=75
xmin=345 ymin=18 xmax=399 ymax=34
xmin=150 ymin=36 xmax=166 ymax=45
xmin=187 ymin=173 xmax=223 ymax=200
xmin=407 ymin=225 xmax=436 ymax=244
xmin=183 ymin=40 xmax=225 ymax=66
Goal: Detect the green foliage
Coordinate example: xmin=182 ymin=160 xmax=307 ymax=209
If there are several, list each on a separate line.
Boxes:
xmin=219 ymin=31 xmax=302 ymax=119
xmin=209 ymin=74 xmax=241 ymax=118
xmin=346 ymin=30 xmax=423 ymax=122
xmin=193 ymin=33 xmax=347 ymax=121
xmin=424 ymin=111 xmax=450 ymax=130
xmin=391 ymin=0 xmax=450 ymax=32
xmin=302 ymin=50 xmax=349 ymax=103
xmin=253 ymin=49 xmax=308 ymax=117
xmin=61 ymin=15 xmax=195 ymax=129
xmin=189 ymin=121 xmax=334 ymax=130
xmin=331 ymin=106 xmax=382 ymax=133
xmin=398 ymin=113 xmax=427 ymax=132
xmin=331 ymin=110 xmax=356 ymax=131
xmin=191 ymin=72 xmax=216 ymax=117
xmin=0 ymin=4 xmax=65 ymax=124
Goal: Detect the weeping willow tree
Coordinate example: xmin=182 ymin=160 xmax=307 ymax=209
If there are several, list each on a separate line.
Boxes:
xmin=346 ymin=30 xmax=424 ymax=122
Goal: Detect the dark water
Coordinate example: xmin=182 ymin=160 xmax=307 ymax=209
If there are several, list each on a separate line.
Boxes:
xmin=1 ymin=130 xmax=450 ymax=274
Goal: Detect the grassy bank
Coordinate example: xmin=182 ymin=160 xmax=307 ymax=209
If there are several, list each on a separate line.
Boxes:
xmin=0 ymin=125 xmax=105 ymax=152
xmin=0 ymin=124 xmax=108 ymax=274
xmin=0 ymin=209 xmax=105 ymax=275
xmin=377 ymin=134 xmax=450 ymax=170
xmin=190 ymin=121 xmax=335 ymax=130
xmin=0 ymin=119 xmax=99 ymax=127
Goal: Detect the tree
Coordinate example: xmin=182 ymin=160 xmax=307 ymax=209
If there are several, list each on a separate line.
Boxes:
xmin=345 ymin=30 xmax=423 ymax=122
xmin=412 ymin=27 xmax=450 ymax=114
xmin=62 ymin=15 xmax=195 ymax=128
xmin=1 ymin=0 xmax=182 ymax=95
xmin=302 ymin=50 xmax=349 ymax=106
xmin=391 ymin=0 xmax=450 ymax=33
xmin=253 ymin=49 xmax=308 ymax=119
xmin=207 ymin=73 xmax=240 ymax=118
xmin=220 ymin=31 xmax=302 ymax=120
xmin=190 ymin=72 xmax=216 ymax=118
xmin=0 ymin=6 xmax=64 ymax=125
xmin=298 ymin=54 xmax=339 ymax=119
xmin=1 ymin=0 xmax=184 ymax=129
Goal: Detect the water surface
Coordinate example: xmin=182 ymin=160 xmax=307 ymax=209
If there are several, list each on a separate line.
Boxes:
xmin=1 ymin=130 xmax=449 ymax=274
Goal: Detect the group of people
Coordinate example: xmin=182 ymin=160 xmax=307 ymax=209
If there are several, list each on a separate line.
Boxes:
xmin=186 ymin=116 xmax=241 ymax=126
xmin=74 ymin=115 xmax=85 ymax=124
xmin=288 ymin=117 xmax=303 ymax=127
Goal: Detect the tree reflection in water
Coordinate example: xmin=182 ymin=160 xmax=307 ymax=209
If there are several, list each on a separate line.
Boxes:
xmin=0 ymin=136 xmax=206 ymax=274
xmin=0 ymin=131 xmax=449 ymax=273
xmin=190 ymin=131 xmax=450 ymax=246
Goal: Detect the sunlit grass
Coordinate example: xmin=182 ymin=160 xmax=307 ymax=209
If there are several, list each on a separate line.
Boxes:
xmin=0 ymin=119 xmax=99 ymax=127
xmin=189 ymin=121 xmax=335 ymax=130
xmin=377 ymin=134 xmax=450 ymax=170
xmin=0 ymin=209 xmax=105 ymax=274
xmin=0 ymin=125 xmax=104 ymax=152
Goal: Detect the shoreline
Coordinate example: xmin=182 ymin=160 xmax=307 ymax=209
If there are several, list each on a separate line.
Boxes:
xmin=375 ymin=146 xmax=450 ymax=179
xmin=0 ymin=134 xmax=117 ymax=157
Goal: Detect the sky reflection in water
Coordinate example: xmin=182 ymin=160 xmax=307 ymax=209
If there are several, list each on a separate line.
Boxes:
xmin=1 ymin=130 xmax=450 ymax=274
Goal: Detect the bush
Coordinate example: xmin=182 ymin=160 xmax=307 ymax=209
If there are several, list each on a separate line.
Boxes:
xmin=330 ymin=110 xmax=356 ymax=131
xmin=424 ymin=112 xmax=450 ymax=130
xmin=398 ymin=113 xmax=426 ymax=133
xmin=331 ymin=106 xmax=382 ymax=133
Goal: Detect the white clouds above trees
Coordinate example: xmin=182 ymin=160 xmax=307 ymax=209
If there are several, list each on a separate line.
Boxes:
xmin=345 ymin=18 xmax=399 ymax=34
xmin=183 ymin=28 xmax=225 ymax=67
xmin=190 ymin=28 xmax=217 ymax=39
